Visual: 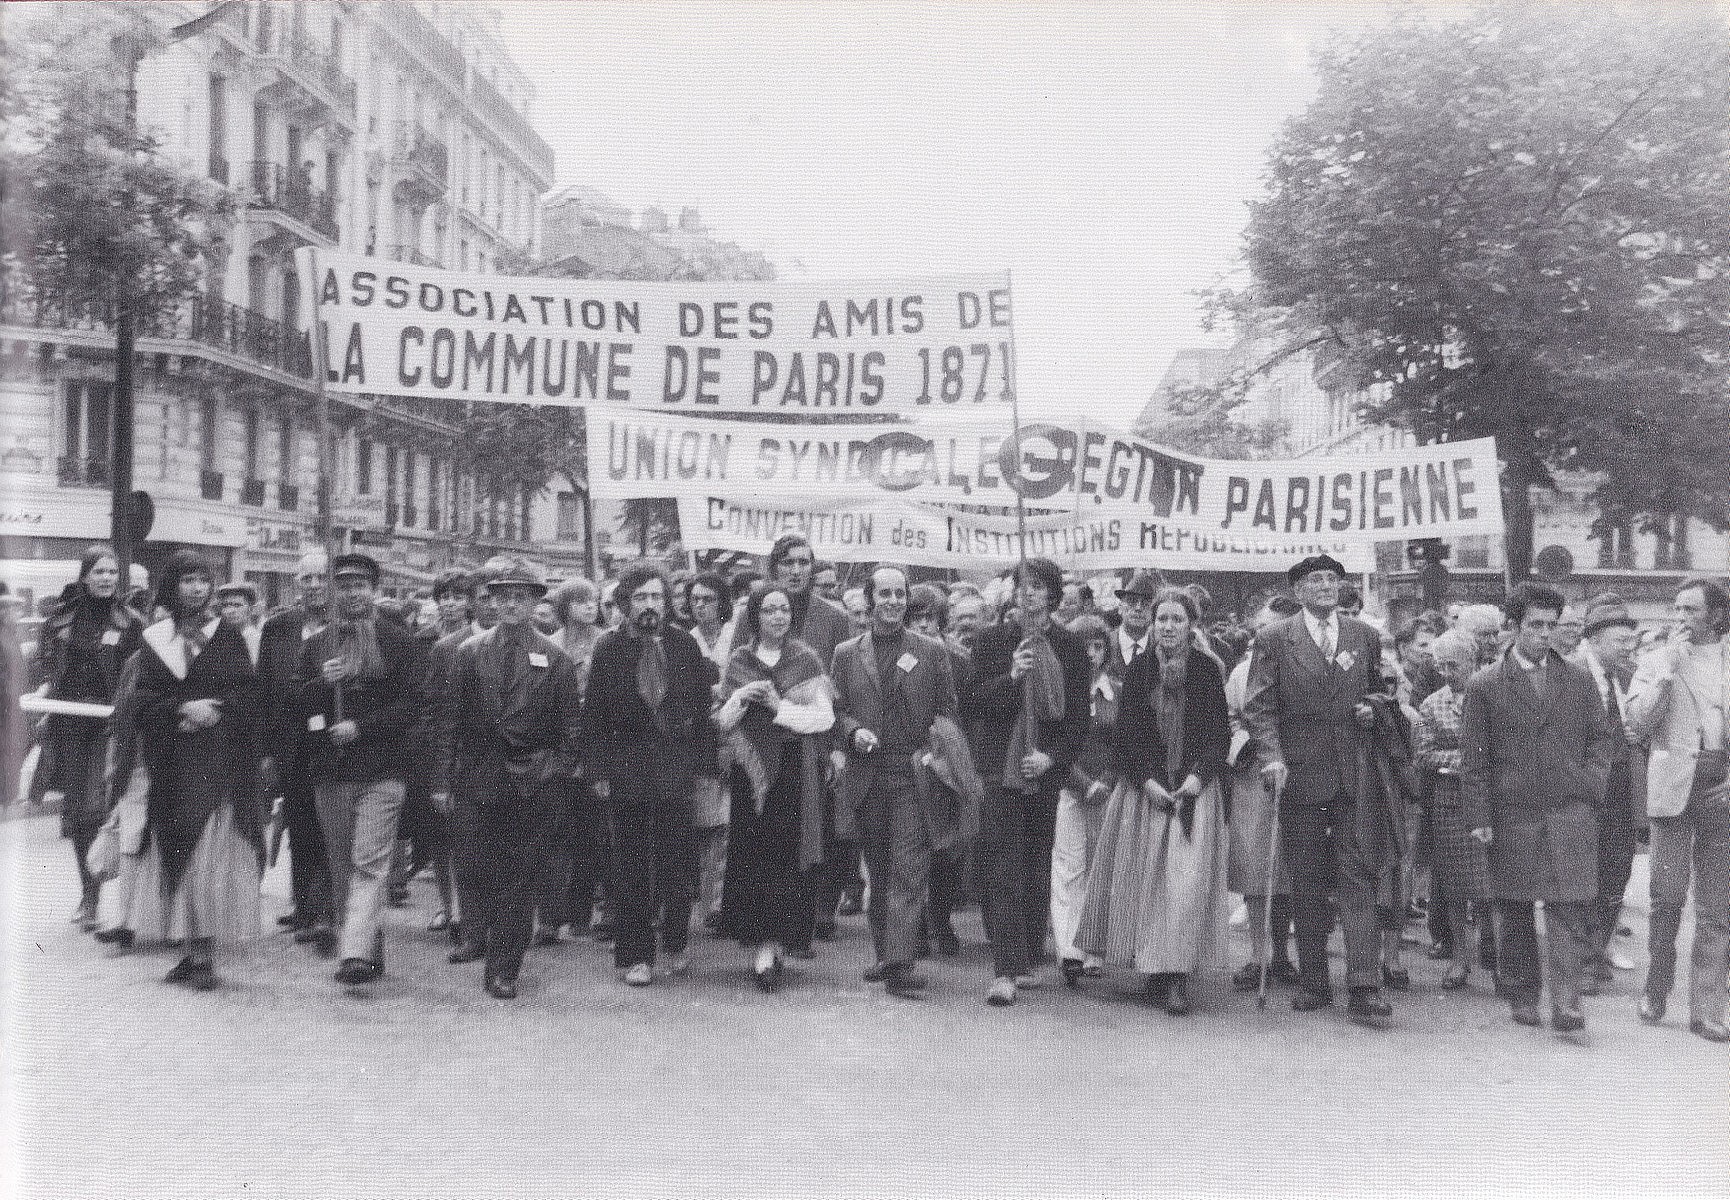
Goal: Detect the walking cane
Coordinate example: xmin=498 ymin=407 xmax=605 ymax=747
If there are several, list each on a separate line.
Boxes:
xmin=1257 ymin=772 xmax=1285 ymax=1012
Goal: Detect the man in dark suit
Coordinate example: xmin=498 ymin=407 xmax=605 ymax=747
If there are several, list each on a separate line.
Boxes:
xmin=1107 ymin=570 xmax=1160 ymax=680
xmin=832 ymin=566 xmax=960 ymax=998
xmin=258 ymin=550 xmax=334 ymax=946
xmin=962 ymin=556 xmax=1090 ymax=1006
xmin=1244 ymin=553 xmax=1394 ymax=1024
xmin=583 ymin=562 xmax=718 ymax=986
xmin=428 ymin=557 xmax=583 ymax=1000
xmin=1575 ymin=592 xmax=1641 ymax=992
xmin=1462 ymin=582 xmax=1613 ymax=1032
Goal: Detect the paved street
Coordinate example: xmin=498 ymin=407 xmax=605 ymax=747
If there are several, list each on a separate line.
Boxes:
xmin=2 ymin=809 xmax=1725 ymax=1200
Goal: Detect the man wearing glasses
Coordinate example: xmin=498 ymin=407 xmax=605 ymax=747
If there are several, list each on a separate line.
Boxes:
xmin=1245 ymin=554 xmax=1395 ymax=1025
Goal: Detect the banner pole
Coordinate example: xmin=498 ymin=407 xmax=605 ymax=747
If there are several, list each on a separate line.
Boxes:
xmin=1006 ymin=270 xmax=1027 ymax=569
xmin=295 ymin=247 xmax=338 ymax=587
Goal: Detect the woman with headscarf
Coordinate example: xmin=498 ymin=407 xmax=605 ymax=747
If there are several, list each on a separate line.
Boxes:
xmin=34 ymin=544 xmax=142 ymax=929
xmin=715 ymin=583 xmax=835 ymax=991
xmin=1076 ymin=588 xmax=1232 ymax=1014
xmin=130 ymin=551 xmax=265 ymax=989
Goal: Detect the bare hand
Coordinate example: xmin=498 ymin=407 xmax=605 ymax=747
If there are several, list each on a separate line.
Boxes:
xmin=1010 ymin=646 xmax=1036 ymax=681
xmin=829 ymin=749 xmax=848 ymax=776
xmin=1262 ymin=760 xmax=1289 ymax=793
xmin=431 ymin=790 xmax=454 ymax=816
xmin=1354 ymin=702 xmax=1375 ymax=730
xmin=329 ymin=719 xmax=360 ymax=747
xmin=320 ymin=657 xmax=352 ymax=686
xmin=853 ymin=728 xmax=880 ymax=754
xmin=593 ymin=780 xmax=611 ymax=800
xmin=1470 ymin=826 xmax=1493 ymax=845
xmin=1176 ymin=773 xmax=1203 ymax=799
xmin=1020 ymin=750 xmax=1052 ymax=780
xmin=180 ymin=698 xmax=223 ymax=729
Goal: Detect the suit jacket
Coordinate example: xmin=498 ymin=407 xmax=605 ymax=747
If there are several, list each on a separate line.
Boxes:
xmin=831 ymin=627 xmax=958 ymax=817
xmin=258 ymin=606 xmax=322 ymax=766
xmin=1460 ymin=649 xmax=1613 ymax=902
xmin=795 ymin=593 xmax=853 ymax=670
xmin=428 ymin=625 xmax=584 ymax=802
xmin=1243 ymin=611 xmax=1383 ymax=806
xmin=1626 ymin=640 xmax=1730 ymax=819
xmin=582 ymin=624 xmax=717 ymax=786
xmin=960 ymin=616 xmax=1091 ymax=791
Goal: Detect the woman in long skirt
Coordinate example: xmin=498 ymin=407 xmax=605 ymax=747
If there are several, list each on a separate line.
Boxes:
xmin=34 ymin=545 xmax=142 ymax=928
xmin=715 ymin=584 xmax=834 ymax=991
xmin=131 ymin=551 xmax=265 ymax=989
xmin=1077 ymin=588 xmax=1232 ymax=1015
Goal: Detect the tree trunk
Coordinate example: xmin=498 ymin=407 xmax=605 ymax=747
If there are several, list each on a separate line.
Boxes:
xmin=1501 ymin=465 xmax=1536 ymax=584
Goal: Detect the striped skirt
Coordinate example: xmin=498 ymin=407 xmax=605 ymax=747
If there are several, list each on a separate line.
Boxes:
xmin=126 ymin=805 xmax=264 ymax=946
xmin=1075 ymin=778 xmax=1231 ymax=975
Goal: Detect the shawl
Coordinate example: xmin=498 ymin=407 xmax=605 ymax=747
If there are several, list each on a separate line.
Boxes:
xmin=307 ymin=616 xmax=386 ymax=686
xmin=1154 ymin=641 xmax=1188 ymax=790
xmin=1006 ymin=624 xmax=1066 ymax=793
xmin=719 ymin=640 xmax=832 ymax=870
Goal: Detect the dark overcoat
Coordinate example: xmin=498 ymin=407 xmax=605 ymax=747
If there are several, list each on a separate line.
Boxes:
xmin=1242 ymin=612 xmax=1383 ymax=807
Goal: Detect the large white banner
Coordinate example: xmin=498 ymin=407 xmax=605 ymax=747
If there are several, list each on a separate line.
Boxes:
xmin=676 ymin=495 xmax=1376 ymax=573
xmin=597 ymin=410 xmax=1504 ymax=542
xmin=304 ymin=250 xmax=1015 ymax=416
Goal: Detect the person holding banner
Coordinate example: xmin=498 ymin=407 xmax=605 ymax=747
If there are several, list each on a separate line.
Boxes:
xmin=963 ymin=557 xmax=1090 ymax=1007
xmin=716 ymin=583 xmax=837 ymax=991
xmin=583 ymin=563 xmax=717 ymax=986
xmin=1075 ymin=588 xmax=1232 ymax=1014
xmin=1244 ymin=554 xmax=1395 ymax=1025
xmin=35 ymin=544 xmax=142 ymax=931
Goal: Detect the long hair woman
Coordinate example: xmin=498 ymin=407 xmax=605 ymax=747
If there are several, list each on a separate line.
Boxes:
xmin=34 ymin=544 xmax=142 ymax=929
xmin=714 ymin=583 xmax=834 ymax=990
xmin=131 ymin=551 xmax=265 ymax=989
xmin=1075 ymin=587 xmax=1232 ymax=1014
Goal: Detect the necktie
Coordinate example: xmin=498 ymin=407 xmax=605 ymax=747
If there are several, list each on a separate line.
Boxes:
xmin=1604 ymin=679 xmax=1621 ymax=725
xmin=1318 ymin=622 xmax=1334 ymax=665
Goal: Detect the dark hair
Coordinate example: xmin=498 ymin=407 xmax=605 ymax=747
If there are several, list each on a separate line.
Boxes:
xmin=767 ymin=534 xmax=814 ymax=579
xmin=79 ymin=543 xmax=118 ymax=583
xmin=549 ymin=576 xmax=598 ymax=625
xmin=864 ymin=564 xmax=908 ymax=613
xmin=1678 ymin=577 xmax=1730 ymax=636
xmin=1264 ymin=595 xmax=1302 ymax=618
xmin=1069 ymin=613 xmax=1110 ymax=645
xmin=1394 ymin=620 xmax=1431 ymax=651
xmin=906 ymin=582 xmax=948 ymax=628
xmin=738 ymin=582 xmax=795 ymax=643
xmin=1415 ymin=609 xmax=1445 ymax=633
xmin=1504 ymin=581 xmax=1566 ymax=626
xmin=432 ymin=569 xmax=474 ymax=602
xmin=729 ymin=569 xmax=764 ymax=600
xmin=688 ymin=571 xmax=733 ymax=623
xmin=154 ymin=549 xmax=215 ymax=619
xmin=1016 ymin=557 xmax=1064 ymax=604
xmin=1337 ymin=582 xmax=1363 ymax=609
xmin=1154 ymin=586 xmax=1200 ymax=625
xmin=614 ymin=562 xmax=668 ymax=608
xmin=1182 ymin=582 xmax=1213 ymax=614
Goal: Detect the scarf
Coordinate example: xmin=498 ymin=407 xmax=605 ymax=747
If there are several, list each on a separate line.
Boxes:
xmin=1006 ymin=623 xmax=1066 ymax=793
xmin=634 ymin=631 xmax=667 ymax=712
xmin=310 ymin=616 xmax=386 ymax=684
xmin=719 ymin=641 xmax=830 ymax=870
xmin=1155 ymin=642 xmax=1188 ymax=789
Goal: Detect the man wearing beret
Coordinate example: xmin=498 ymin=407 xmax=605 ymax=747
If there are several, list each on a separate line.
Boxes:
xmin=1576 ymin=593 xmax=1642 ymax=989
xmin=1245 ymin=554 xmax=1395 ymax=1024
xmin=294 ymin=553 xmax=430 ymax=987
xmin=429 ymin=557 xmax=583 ymax=999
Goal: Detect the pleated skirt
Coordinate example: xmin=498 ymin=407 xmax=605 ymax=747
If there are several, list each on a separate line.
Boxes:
xmin=1076 ymin=778 xmax=1231 ymax=975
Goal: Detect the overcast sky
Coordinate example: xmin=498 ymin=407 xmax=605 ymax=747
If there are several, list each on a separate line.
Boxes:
xmin=496 ymin=2 xmax=1398 ymax=428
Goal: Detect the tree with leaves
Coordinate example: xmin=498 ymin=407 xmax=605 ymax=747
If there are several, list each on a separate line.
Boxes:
xmin=1235 ymin=4 xmax=1730 ymax=578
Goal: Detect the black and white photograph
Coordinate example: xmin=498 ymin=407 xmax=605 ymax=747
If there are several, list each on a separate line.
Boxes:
xmin=1 ymin=1 xmax=1727 ymax=1196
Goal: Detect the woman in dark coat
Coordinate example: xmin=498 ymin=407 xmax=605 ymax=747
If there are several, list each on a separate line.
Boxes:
xmin=34 ymin=544 xmax=142 ymax=928
xmin=1076 ymin=588 xmax=1232 ymax=1015
xmin=715 ymin=584 xmax=835 ymax=991
xmin=131 ymin=551 xmax=264 ymax=989
xmin=0 ymin=582 xmax=28 ymax=810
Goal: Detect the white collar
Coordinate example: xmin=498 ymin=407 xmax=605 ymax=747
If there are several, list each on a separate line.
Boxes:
xmin=1511 ymin=646 xmax=1546 ymax=672
xmin=1303 ymin=609 xmax=1338 ymax=637
xmin=141 ymin=616 xmax=221 ymax=680
xmin=1118 ymin=626 xmax=1148 ymax=655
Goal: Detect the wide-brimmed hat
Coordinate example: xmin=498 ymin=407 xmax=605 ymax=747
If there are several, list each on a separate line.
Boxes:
xmin=1287 ymin=554 xmax=1348 ymax=587
xmin=1115 ymin=569 xmax=1163 ymax=601
xmin=1581 ymin=592 xmax=1636 ymax=637
xmin=482 ymin=555 xmax=548 ymax=596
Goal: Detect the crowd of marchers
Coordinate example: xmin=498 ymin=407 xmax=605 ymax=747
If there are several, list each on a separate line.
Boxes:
xmin=2 ymin=536 xmax=1725 ymax=1042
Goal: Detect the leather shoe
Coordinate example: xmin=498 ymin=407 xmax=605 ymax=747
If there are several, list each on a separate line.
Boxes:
xmin=622 ymin=962 xmax=653 ymax=986
xmin=786 ymin=946 xmax=817 ymax=960
xmin=291 ymin=924 xmax=325 ymax=944
xmin=1291 ymin=989 xmax=1332 ymax=1012
xmin=1425 ymin=941 xmax=1454 ymax=960
xmin=985 ymin=976 xmax=1017 ymax=1006
xmin=184 ymin=961 xmax=219 ymax=991
xmin=448 ymin=941 xmax=485 ymax=964
xmin=1061 ymin=958 xmax=1085 ymax=988
xmin=1164 ymin=975 xmax=1193 ymax=1016
xmin=1690 ymin=1019 xmax=1730 ymax=1043
xmin=164 ymin=954 xmax=199 ymax=984
xmin=1231 ymin=962 xmax=1262 ymax=992
xmin=531 ymin=924 xmax=562 ymax=947
xmin=1441 ymin=965 xmax=1471 ymax=990
xmin=1269 ymin=960 xmax=1301 ymax=986
xmin=1638 ymin=994 xmax=1667 ymax=1024
xmin=335 ymin=958 xmax=381 ymax=986
xmin=1381 ymin=965 xmax=1411 ymax=992
xmin=885 ymin=967 xmax=928 ymax=999
xmin=1348 ymin=987 xmax=1392 ymax=1024
xmin=93 ymin=926 xmax=134 ymax=948
xmin=1510 ymin=1002 xmax=1542 ymax=1027
xmin=485 ymin=976 xmax=518 ymax=1000
xmin=1551 ymin=1007 xmax=1586 ymax=1033
xmin=863 ymin=961 xmax=888 ymax=983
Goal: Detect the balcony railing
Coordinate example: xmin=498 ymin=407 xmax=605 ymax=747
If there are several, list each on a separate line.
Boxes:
xmin=389 ymin=245 xmax=444 ymax=269
xmin=201 ymin=469 xmax=225 ymax=501
xmin=471 ymin=72 xmax=555 ymax=183
xmin=248 ymin=160 xmax=339 ymax=242
xmin=0 ymin=275 xmax=314 ymax=381
xmin=58 ymin=456 xmax=110 ymax=487
xmin=279 ymin=32 xmax=357 ymax=116
xmin=279 ymin=483 xmax=299 ymax=512
xmin=379 ymin=2 xmax=465 ymax=82
xmin=393 ymin=123 xmax=448 ymax=201
xmin=241 ymin=478 xmax=266 ymax=506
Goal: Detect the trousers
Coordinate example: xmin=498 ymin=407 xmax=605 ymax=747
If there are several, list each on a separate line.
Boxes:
xmin=608 ymin=755 xmax=697 ymax=970
xmin=976 ymin=779 xmax=1059 ymax=978
xmin=1587 ymin=761 xmax=1638 ymax=965
xmin=1281 ymin=790 xmax=1384 ymax=992
xmin=1497 ymin=898 xmax=1591 ymax=1013
xmin=450 ymin=780 xmax=566 ymax=982
xmin=314 ymin=778 xmax=407 ymax=964
xmin=1647 ymin=756 xmax=1730 ymax=1024
xmin=1050 ymin=787 xmax=1106 ymax=962
xmin=284 ymin=770 xmax=331 ymax=923
xmin=859 ymin=765 xmax=930 ymax=968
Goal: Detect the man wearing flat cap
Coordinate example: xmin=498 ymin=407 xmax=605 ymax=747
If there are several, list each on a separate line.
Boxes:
xmin=1245 ymin=553 xmax=1395 ymax=1024
xmin=429 ymin=556 xmax=584 ymax=999
xmin=295 ymin=553 xmax=429 ymax=988
xmin=215 ymin=582 xmax=262 ymax=666
xmin=1576 ymin=592 xmax=1642 ymax=987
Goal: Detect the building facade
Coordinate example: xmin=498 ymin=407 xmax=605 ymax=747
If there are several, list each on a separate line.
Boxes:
xmin=0 ymin=0 xmax=585 ymax=612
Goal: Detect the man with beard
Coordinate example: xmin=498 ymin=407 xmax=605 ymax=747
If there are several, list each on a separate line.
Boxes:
xmin=259 ymin=550 xmax=335 ymax=948
xmin=429 ymin=557 xmax=583 ymax=999
xmin=583 ymin=563 xmax=717 ymax=985
xmin=295 ymin=554 xmax=429 ymax=987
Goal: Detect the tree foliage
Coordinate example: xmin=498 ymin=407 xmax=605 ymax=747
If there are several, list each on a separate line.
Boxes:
xmin=0 ymin=5 xmax=234 ymax=312
xmin=1235 ymin=4 xmax=1730 ymax=577
xmin=1139 ymin=382 xmax=1289 ymax=461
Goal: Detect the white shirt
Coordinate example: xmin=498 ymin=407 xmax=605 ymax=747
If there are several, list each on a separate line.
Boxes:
xmin=1680 ymin=641 xmax=1728 ymax=754
xmin=1303 ymin=609 xmax=1339 ymax=656
xmin=1116 ymin=626 xmax=1148 ymax=665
